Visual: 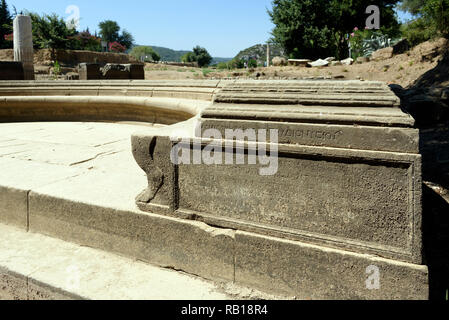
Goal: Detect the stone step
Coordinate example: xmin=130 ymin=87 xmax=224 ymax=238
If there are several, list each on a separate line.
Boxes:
xmin=0 ymin=223 xmax=273 ymax=300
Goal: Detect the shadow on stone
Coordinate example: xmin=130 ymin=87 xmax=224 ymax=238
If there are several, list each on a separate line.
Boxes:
xmin=423 ymin=183 xmax=449 ymax=300
xmin=390 ymin=47 xmax=449 ymax=128
xmin=390 ymin=45 xmax=449 ymax=300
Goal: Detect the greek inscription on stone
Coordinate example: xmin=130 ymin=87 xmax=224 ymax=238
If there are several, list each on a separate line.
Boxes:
xmin=278 ymin=128 xmax=343 ymax=140
xmin=201 ymin=124 xmax=343 ymax=141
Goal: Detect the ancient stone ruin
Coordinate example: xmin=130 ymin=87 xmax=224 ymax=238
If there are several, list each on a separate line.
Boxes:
xmin=0 ymin=79 xmax=436 ymax=300
xmin=132 ymin=80 xmax=427 ymax=299
xmin=78 ymin=63 xmax=144 ymax=80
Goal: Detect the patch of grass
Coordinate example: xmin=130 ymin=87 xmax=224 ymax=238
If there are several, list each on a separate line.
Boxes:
xmin=190 ymin=69 xmax=196 ymax=73
xmin=193 ymin=73 xmax=199 ymax=77
xmin=398 ymin=65 xmax=404 ymax=71
xmin=409 ymin=61 xmax=414 ymax=67
xmin=202 ymin=68 xmax=213 ymax=76
xmin=177 ymin=69 xmax=187 ymax=72
xmin=343 ymin=68 xmax=349 ymax=73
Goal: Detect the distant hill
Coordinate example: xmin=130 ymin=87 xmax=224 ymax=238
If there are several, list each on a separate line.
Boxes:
xmin=133 ymin=45 xmax=231 ymax=64
xmin=211 ymin=57 xmax=233 ymax=65
xmin=149 ymin=46 xmax=190 ymax=62
xmin=234 ymin=44 xmax=286 ymax=64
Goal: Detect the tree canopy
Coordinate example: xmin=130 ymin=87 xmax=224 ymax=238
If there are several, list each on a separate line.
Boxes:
xmin=181 ymin=46 xmax=212 ymax=67
xmin=29 ymin=12 xmax=77 ymax=50
xmin=268 ymin=0 xmax=401 ymax=59
xmin=401 ymin=0 xmax=449 ymax=44
xmin=98 ymin=20 xmax=134 ymax=49
xmin=130 ymin=46 xmax=161 ymax=62
xmin=98 ymin=20 xmax=120 ymax=43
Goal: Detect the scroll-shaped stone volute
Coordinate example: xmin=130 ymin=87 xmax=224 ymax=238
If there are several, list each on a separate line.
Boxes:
xmin=132 ymin=135 xmax=174 ymax=211
xmin=132 ymin=135 xmax=164 ymax=203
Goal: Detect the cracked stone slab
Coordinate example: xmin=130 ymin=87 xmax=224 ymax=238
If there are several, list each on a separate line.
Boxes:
xmin=0 ymin=122 xmax=152 ymax=228
xmin=0 ymin=122 xmax=146 ymax=147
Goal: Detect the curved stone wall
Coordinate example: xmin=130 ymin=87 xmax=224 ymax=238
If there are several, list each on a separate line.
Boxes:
xmin=0 ymin=80 xmax=223 ymax=124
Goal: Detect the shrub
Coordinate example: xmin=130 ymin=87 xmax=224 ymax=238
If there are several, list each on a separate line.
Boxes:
xmin=227 ymin=58 xmax=245 ymax=69
xmin=401 ymin=18 xmax=435 ymax=47
xmin=217 ymin=62 xmax=228 ymax=70
xmin=202 ymin=68 xmax=213 ymax=76
xmin=70 ymin=30 xmax=102 ymax=52
xmin=130 ymin=46 xmax=161 ymax=62
xmin=248 ymin=59 xmax=258 ymax=68
xmin=349 ymin=28 xmax=399 ymax=59
xmin=181 ymin=52 xmax=195 ymax=63
xmin=181 ymin=46 xmax=212 ymax=67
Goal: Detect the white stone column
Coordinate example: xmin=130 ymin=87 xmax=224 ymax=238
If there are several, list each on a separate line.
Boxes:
xmin=13 ymin=15 xmax=34 ymax=80
xmin=266 ymin=43 xmax=270 ymax=67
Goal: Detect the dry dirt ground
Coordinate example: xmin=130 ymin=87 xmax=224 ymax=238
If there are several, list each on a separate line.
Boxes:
xmin=144 ymin=38 xmax=448 ymax=88
xmin=0 ymin=38 xmax=446 ymax=88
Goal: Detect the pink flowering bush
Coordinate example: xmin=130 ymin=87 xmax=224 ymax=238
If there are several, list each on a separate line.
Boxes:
xmin=349 ymin=27 xmax=393 ymax=59
xmin=109 ymin=41 xmax=126 ymax=53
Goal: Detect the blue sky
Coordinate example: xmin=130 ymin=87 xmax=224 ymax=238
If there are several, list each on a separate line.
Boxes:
xmin=8 ymin=0 xmax=413 ymax=58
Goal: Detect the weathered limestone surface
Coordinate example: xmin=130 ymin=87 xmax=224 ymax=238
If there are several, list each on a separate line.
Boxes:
xmin=78 ymin=63 xmax=101 ymax=80
xmin=131 ymin=80 xmax=427 ymax=299
xmin=78 ymin=63 xmax=145 ymax=80
xmin=288 ymin=59 xmax=311 ymax=67
xmin=0 ymin=80 xmax=225 ymax=101
xmin=13 ymin=15 xmax=34 ymax=80
xmin=0 ymin=120 xmax=428 ymax=300
xmin=0 ymin=223 xmax=241 ymax=300
xmin=0 ymin=80 xmax=431 ymax=299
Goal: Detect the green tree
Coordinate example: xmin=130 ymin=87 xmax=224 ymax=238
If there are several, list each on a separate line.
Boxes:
xmin=98 ymin=20 xmax=134 ymax=49
xmin=98 ymin=20 xmax=120 ymax=43
xmin=118 ymin=29 xmax=134 ymax=49
xmin=0 ymin=0 xmax=13 ymax=49
xmin=400 ymin=0 xmax=426 ymax=15
xmin=192 ymin=46 xmax=212 ymax=67
xmin=422 ymin=0 xmax=449 ymax=36
xmin=29 ymin=13 xmax=77 ymax=51
xmin=181 ymin=47 xmax=212 ymax=67
xmin=181 ymin=52 xmax=195 ymax=63
xmin=401 ymin=0 xmax=449 ymax=43
xmin=130 ymin=46 xmax=161 ymax=62
xmin=268 ymin=0 xmax=400 ymax=60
